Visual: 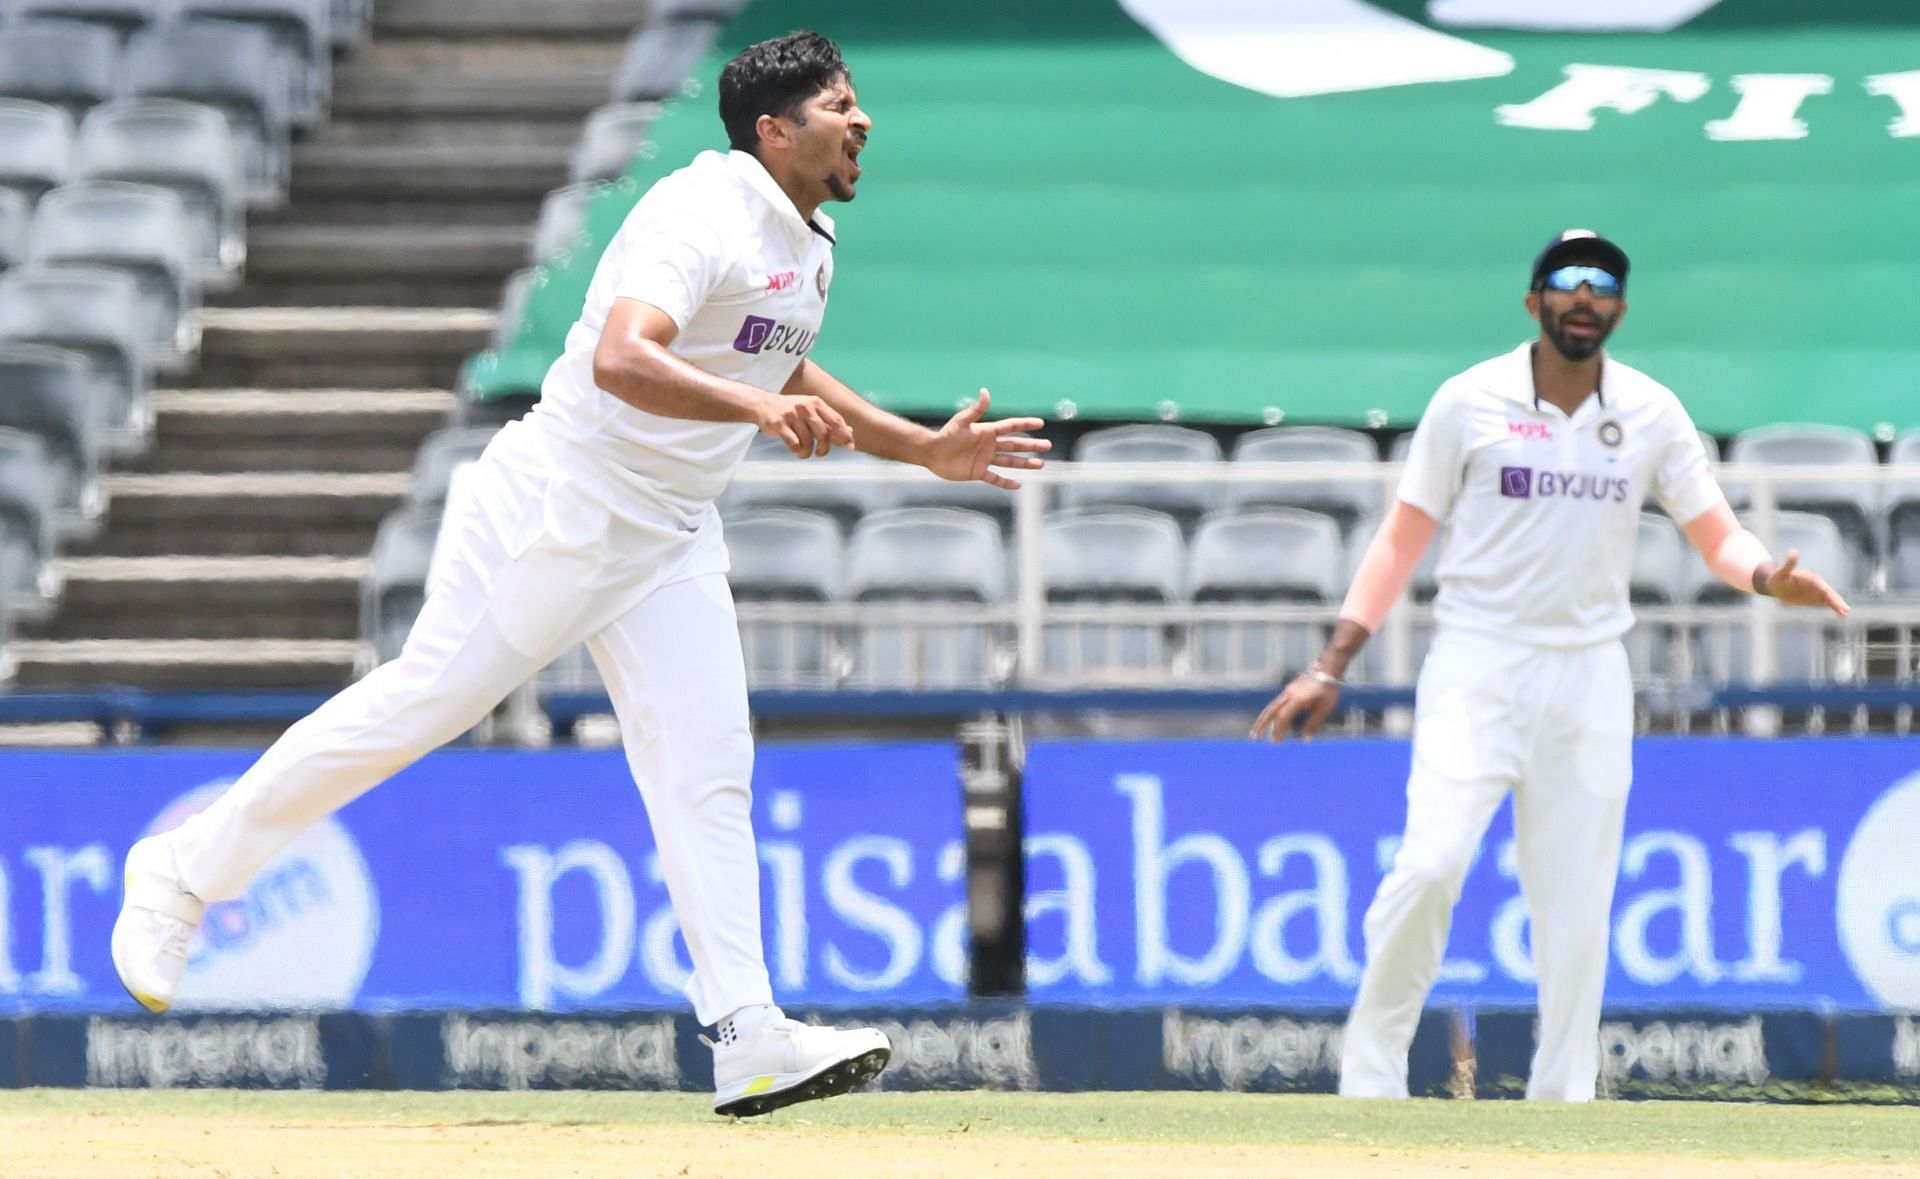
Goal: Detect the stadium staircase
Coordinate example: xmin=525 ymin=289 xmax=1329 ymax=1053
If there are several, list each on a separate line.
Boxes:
xmin=9 ymin=0 xmax=641 ymax=693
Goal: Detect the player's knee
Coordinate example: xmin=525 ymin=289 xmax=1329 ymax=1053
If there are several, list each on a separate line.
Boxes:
xmin=1388 ymin=842 xmax=1476 ymax=900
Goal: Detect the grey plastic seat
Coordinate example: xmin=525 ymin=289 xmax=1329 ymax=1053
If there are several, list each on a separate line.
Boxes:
xmin=1726 ymin=424 xmax=1879 ymax=562
xmin=126 ymin=22 xmax=290 ymax=203
xmin=361 ymin=508 xmax=442 ymax=665
xmin=404 ymin=426 xmax=499 ymax=510
xmin=0 ymin=189 xmax=29 ymax=272
xmin=727 ymin=507 xmax=843 ymax=686
xmin=1626 ymin=513 xmax=1687 ymax=683
xmin=1882 ymin=429 xmax=1920 ymax=544
xmin=885 ymin=465 xmax=1014 ymax=522
xmin=1688 ymin=511 xmax=1856 ymax=684
xmin=1061 ymin=424 xmax=1223 ymax=523
xmin=76 ymin=98 xmax=246 ymax=285
xmin=1187 ymin=508 xmax=1344 ymax=682
xmin=571 ymin=103 xmax=660 ymax=184
xmin=29 ymin=181 xmax=199 ymax=362
xmin=329 ymin=0 xmax=369 ymax=47
xmin=490 ymin=268 xmax=537 ymax=351
xmin=1228 ymin=425 xmax=1382 ymax=533
xmin=0 ymin=98 xmax=73 ymax=207
xmin=11 ymin=0 xmax=165 ymax=38
xmin=0 ymin=20 xmax=119 ymax=123
xmin=0 ymin=342 xmax=101 ymax=528
xmin=530 ymin=182 xmax=601 ymax=263
xmin=612 ymin=19 xmax=722 ymax=104
xmin=650 ymin=0 xmax=750 ymax=19
xmin=846 ymin=507 xmax=1007 ymax=688
xmin=0 ymin=426 xmax=59 ymax=613
xmin=1696 ymin=429 xmax=1721 ymax=466
xmin=0 ymin=265 xmax=149 ymax=452
xmin=719 ymin=433 xmax=891 ymax=525
xmin=178 ymin=0 xmax=332 ymax=126
xmin=1041 ymin=508 xmax=1185 ymax=678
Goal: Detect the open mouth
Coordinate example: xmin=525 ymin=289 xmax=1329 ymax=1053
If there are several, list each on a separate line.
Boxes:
xmin=845 ymin=139 xmax=864 ymax=178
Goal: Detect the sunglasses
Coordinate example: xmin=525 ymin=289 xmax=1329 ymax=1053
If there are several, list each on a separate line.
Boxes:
xmin=1541 ymin=265 xmax=1623 ymax=298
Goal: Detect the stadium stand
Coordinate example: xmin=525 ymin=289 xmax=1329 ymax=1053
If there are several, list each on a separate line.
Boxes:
xmin=0 ymin=98 xmax=72 ymax=208
xmin=359 ymin=505 xmax=438 ymax=666
xmin=569 ymin=102 xmax=659 ymax=185
xmin=124 ymin=21 xmax=291 ymax=202
xmin=845 ymin=507 xmax=1007 ymax=688
xmin=9 ymin=0 xmax=165 ymax=38
xmin=0 ymin=19 xmax=120 ymax=123
xmin=1226 ymin=426 xmax=1383 ymax=535
xmin=74 ymin=98 xmax=247 ymax=285
xmin=403 ymin=425 xmax=498 ymax=511
xmin=174 ymin=0 xmax=333 ymax=127
xmin=0 ymin=341 xmax=100 ymax=533
xmin=728 ymin=506 xmax=843 ymax=687
xmin=1186 ymin=508 xmax=1345 ymax=683
xmin=1060 ymin=425 xmax=1223 ymax=526
xmin=1042 ymin=508 xmax=1185 ymax=680
xmin=0 ymin=188 xmax=27 ymax=271
xmin=0 ymin=264 xmax=150 ymax=452
xmin=29 ymin=181 xmax=200 ymax=364
xmin=0 ymin=426 xmax=59 ymax=615
xmin=1726 ymin=424 xmax=1881 ymax=564
xmin=529 ymin=181 xmax=600 ymax=264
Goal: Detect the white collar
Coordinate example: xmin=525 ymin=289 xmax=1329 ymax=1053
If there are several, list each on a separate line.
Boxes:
xmin=723 ymin=149 xmax=837 ymax=242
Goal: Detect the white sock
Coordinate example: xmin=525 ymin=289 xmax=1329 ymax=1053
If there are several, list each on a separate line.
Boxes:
xmin=715 ymin=1003 xmax=779 ymax=1047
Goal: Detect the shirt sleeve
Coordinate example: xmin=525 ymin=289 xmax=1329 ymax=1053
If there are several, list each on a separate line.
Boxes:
xmin=609 ymin=204 xmax=727 ymax=330
xmin=1395 ymin=383 xmax=1470 ymax=522
xmin=1652 ymin=396 xmax=1724 ymax=525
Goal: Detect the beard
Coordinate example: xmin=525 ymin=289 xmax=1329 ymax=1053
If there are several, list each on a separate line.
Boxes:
xmin=1542 ymin=305 xmax=1618 ymax=361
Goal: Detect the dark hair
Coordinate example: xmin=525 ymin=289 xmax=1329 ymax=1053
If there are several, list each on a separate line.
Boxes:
xmin=718 ymin=30 xmax=850 ymax=154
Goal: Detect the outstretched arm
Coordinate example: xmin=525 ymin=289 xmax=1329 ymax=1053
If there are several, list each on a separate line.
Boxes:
xmin=786 ymin=360 xmax=1051 ymax=489
xmin=1252 ymin=500 xmax=1440 ymax=742
xmin=1680 ymin=501 xmax=1850 ymax=615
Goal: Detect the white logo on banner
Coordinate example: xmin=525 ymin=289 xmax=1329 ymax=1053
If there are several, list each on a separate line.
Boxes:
xmin=1836 ymin=775 xmax=1920 ymax=1011
xmin=147 ymin=781 xmax=379 ymax=1011
xmin=1428 ymin=0 xmax=1727 ymax=32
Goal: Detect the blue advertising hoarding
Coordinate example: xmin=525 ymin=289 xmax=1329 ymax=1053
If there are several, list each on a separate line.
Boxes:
xmin=1 ymin=744 xmax=969 ymax=1015
xmin=1023 ymin=738 xmax=1920 ymax=1013
xmin=3 ymin=738 xmax=1916 ymax=1018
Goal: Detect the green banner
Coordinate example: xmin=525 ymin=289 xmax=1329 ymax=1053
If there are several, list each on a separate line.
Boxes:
xmin=474 ymin=0 xmax=1920 ymax=435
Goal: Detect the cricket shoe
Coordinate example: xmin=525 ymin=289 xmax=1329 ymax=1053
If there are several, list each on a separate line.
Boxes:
xmin=711 ymin=1014 xmax=891 ymax=1117
xmin=110 ymin=835 xmax=205 ymax=1014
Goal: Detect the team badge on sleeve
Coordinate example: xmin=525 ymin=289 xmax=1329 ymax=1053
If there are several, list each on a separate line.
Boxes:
xmin=1598 ymin=419 xmax=1624 ymax=449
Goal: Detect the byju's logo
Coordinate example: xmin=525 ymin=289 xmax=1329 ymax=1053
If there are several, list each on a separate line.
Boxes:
xmin=1500 ymin=466 xmax=1534 ymax=498
xmin=732 ymin=315 xmax=776 ymax=354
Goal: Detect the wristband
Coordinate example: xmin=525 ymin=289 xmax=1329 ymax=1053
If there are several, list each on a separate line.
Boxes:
xmin=1306 ymin=666 xmax=1343 ymax=688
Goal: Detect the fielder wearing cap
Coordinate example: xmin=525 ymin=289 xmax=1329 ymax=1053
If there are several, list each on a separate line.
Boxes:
xmin=1253 ymin=229 xmax=1850 ymax=1102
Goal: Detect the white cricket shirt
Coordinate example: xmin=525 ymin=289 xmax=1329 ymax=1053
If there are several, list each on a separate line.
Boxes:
xmin=1397 ymin=342 xmax=1722 ymax=646
xmin=532 ymin=149 xmax=836 ymax=525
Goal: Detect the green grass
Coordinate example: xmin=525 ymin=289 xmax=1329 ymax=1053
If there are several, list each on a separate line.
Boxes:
xmin=5 ymin=1089 xmax=1916 ymax=1165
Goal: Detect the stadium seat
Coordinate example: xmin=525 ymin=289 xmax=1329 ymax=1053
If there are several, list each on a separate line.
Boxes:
xmin=1186 ymin=508 xmax=1344 ymax=682
xmin=0 ymin=20 xmax=120 ymax=123
xmin=726 ymin=506 xmax=844 ymax=685
xmin=0 ymin=189 xmax=29 ymax=273
xmin=570 ymin=103 xmax=660 ymax=185
xmin=1041 ymin=508 xmax=1185 ymax=679
xmin=0 ymin=265 xmax=150 ymax=453
xmin=1060 ymin=424 xmax=1223 ymax=524
xmin=1227 ymin=425 xmax=1383 ymax=534
xmin=530 ymin=182 xmax=601 ymax=264
xmin=845 ymin=507 xmax=1007 ymax=687
xmin=611 ymin=18 xmax=722 ymax=104
xmin=0 ymin=342 xmax=102 ymax=529
xmin=1726 ymin=423 xmax=1879 ymax=563
xmin=489 ymin=268 xmax=536 ymax=352
xmin=1689 ymin=510 xmax=1856 ymax=684
xmin=10 ymin=0 xmax=166 ymax=39
xmin=176 ymin=0 xmax=333 ymax=126
xmin=649 ymin=0 xmax=751 ymax=19
xmin=1881 ymin=429 xmax=1920 ymax=560
xmin=75 ymin=98 xmax=246 ymax=286
xmin=329 ymin=0 xmax=370 ymax=48
xmin=0 ymin=426 xmax=60 ymax=615
xmin=1696 ymin=429 xmax=1722 ymax=466
xmin=125 ymin=22 xmax=291 ymax=204
xmin=885 ymin=464 xmax=1015 ymax=523
xmin=719 ymin=433 xmax=891 ymax=526
xmin=1626 ymin=513 xmax=1687 ymax=684
xmin=404 ymin=426 xmax=499 ymax=511
xmin=0 ymin=98 xmax=73 ymax=208
xmin=360 ymin=508 xmax=442 ymax=665
xmin=28 ymin=181 xmax=200 ymax=364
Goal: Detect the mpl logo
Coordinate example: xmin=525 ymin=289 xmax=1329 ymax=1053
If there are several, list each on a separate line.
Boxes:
xmin=764 ymin=270 xmax=798 ymax=293
xmin=1836 ymin=774 xmax=1920 ymax=1010
xmin=1509 ymin=422 xmax=1553 ymax=441
xmin=144 ymin=782 xmax=379 ymax=1011
xmin=1500 ymin=466 xmax=1534 ymax=498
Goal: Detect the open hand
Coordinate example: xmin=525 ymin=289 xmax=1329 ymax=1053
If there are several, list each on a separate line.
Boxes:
xmin=924 ymin=389 xmax=1051 ymax=490
xmin=1764 ymin=549 xmax=1850 ymax=617
xmin=1251 ymin=672 xmax=1341 ymax=743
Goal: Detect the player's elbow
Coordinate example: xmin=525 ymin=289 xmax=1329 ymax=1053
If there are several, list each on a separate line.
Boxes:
xmin=591 ymin=334 xmax=658 ymax=400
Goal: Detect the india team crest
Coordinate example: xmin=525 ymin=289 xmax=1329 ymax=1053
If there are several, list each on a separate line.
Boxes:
xmin=1598 ymin=418 xmax=1624 ymax=448
xmin=815 ymin=264 xmax=829 ymax=298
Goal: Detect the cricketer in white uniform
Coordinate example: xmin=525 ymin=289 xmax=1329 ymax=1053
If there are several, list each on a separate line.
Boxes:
xmin=110 ymin=30 xmax=1049 ymax=1118
xmin=1253 ymin=230 xmax=1850 ymax=1101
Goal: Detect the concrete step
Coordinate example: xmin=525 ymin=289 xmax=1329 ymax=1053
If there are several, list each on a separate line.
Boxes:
xmin=9 ymin=638 xmax=359 ymax=689
xmin=328 ymin=65 xmax=611 ymax=122
xmin=119 ymin=388 xmax=452 ymax=474
xmin=288 ymin=143 xmax=572 ymax=200
xmin=209 ymin=224 xmax=531 ymax=307
xmin=23 ymin=556 xmax=364 ymax=641
xmin=167 ymin=306 xmax=493 ymax=390
xmin=373 ymin=0 xmax=648 ymax=40
xmin=83 ymin=470 xmax=408 ymax=557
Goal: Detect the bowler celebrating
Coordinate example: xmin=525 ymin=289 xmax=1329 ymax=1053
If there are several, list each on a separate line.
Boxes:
xmin=112 ymin=31 xmax=1047 ymax=1117
xmin=1253 ymin=230 xmax=1848 ymax=1101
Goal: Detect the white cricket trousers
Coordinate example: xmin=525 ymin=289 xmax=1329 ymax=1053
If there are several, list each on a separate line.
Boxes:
xmin=163 ymin=419 xmax=773 ymax=1025
xmin=1339 ymin=629 xmax=1633 ymax=1102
